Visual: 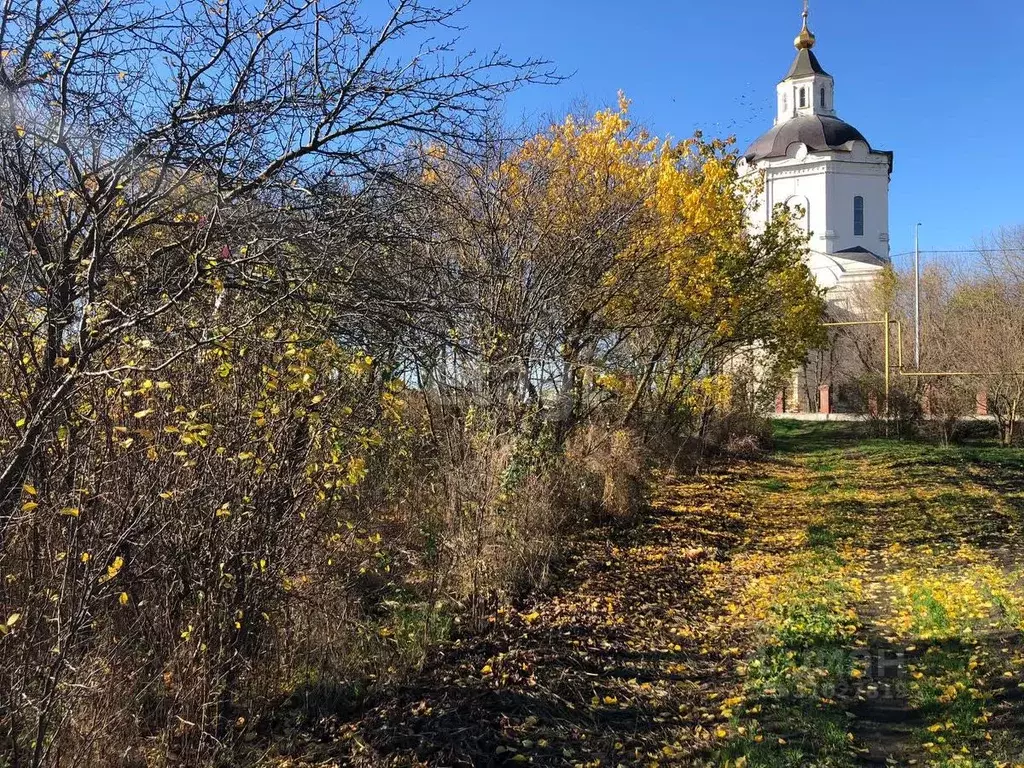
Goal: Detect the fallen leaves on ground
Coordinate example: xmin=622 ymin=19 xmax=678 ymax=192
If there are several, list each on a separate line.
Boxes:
xmin=265 ymin=423 xmax=1024 ymax=767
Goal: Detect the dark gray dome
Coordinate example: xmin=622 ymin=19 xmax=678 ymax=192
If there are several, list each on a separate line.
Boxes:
xmin=743 ymin=114 xmax=868 ymax=163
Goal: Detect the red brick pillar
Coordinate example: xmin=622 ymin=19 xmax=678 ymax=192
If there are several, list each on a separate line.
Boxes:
xmin=977 ymin=390 xmax=988 ymax=417
xmin=818 ymin=384 xmax=831 ymax=415
xmin=775 ymin=389 xmax=786 ymax=415
xmin=868 ymin=394 xmax=879 ymax=417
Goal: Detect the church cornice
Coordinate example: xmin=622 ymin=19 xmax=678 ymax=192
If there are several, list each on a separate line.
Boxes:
xmin=754 ymin=149 xmax=894 ymax=176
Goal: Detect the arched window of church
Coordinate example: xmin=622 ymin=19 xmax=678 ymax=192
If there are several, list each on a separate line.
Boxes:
xmin=799 ymin=88 xmax=806 ymax=108
xmin=820 ymin=87 xmax=826 ymax=108
xmin=854 ymin=196 xmax=865 ymax=237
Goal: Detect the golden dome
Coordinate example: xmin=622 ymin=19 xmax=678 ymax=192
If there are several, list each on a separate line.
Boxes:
xmin=794 ymin=5 xmax=816 ymax=50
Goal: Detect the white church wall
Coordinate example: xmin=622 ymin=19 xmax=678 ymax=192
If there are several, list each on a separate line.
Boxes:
xmin=753 ymin=151 xmax=890 ymax=261
xmin=742 ymin=150 xmax=890 ymax=314
xmin=763 ymin=160 xmax=829 ymax=250
xmin=823 ymin=153 xmax=891 ymax=257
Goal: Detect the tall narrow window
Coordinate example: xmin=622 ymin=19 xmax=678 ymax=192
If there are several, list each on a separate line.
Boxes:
xmin=820 ymin=87 xmax=826 ymax=108
xmin=799 ymin=88 xmax=806 ymax=108
xmin=853 ymin=196 xmax=865 ymax=237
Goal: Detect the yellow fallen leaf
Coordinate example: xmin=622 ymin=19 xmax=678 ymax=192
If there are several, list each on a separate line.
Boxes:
xmin=99 ymin=556 xmax=123 ymax=583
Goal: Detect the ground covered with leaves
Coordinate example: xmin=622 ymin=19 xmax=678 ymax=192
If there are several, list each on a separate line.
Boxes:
xmin=269 ymin=421 xmax=1024 ymax=767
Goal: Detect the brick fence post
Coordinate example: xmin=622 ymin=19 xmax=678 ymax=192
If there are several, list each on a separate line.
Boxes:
xmin=868 ymin=394 xmax=879 ymax=417
xmin=818 ymin=384 xmax=831 ymax=415
xmin=976 ymin=390 xmax=988 ymax=417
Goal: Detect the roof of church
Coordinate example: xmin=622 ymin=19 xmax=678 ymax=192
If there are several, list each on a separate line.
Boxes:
xmin=834 ymin=246 xmax=888 ymax=266
xmin=744 ymin=114 xmax=869 ymax=162
xmin=784 ymin=48 xmax=829 ymax=81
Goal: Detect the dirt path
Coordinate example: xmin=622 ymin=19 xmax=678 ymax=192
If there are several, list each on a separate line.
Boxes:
xmin=278 ymin=423 xmax=1024 ymax=767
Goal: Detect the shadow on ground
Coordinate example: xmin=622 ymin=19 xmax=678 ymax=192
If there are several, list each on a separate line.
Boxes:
xmin=256 ymin=421 xmax=1024 ymax=767
xmin=263 ymin=471 xmax=756 ymax=767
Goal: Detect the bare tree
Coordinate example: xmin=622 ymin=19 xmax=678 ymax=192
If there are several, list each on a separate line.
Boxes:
xmin=0 ymin=0 xmax=552 ymax=537
xmin=0 ymin=2 xmax=559 ymax=764
xmin=915 ymin=264 xmax=975 ymax=443
xmin=886 ymin=235 xmax=1024 ymax=445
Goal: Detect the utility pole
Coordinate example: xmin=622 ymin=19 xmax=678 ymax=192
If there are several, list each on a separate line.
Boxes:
xmin=880 ymin=309 xmax=891 ymax=435
xmin=914 ymin=222 xmax=922 ymax=369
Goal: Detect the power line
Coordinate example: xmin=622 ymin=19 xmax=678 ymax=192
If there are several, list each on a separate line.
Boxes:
xmin=890 ymin=248 xmax=1024 ymax=259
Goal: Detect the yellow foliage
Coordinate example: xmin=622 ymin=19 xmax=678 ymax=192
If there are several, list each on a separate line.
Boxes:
xmin=416 ymin=95 xmax=824 ymax=421
xmin=99 ymin=556 xmax=123 ymax=584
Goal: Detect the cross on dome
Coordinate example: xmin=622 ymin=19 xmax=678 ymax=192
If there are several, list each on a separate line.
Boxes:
xmin=795 ymin=0 xmax=816 ymax=50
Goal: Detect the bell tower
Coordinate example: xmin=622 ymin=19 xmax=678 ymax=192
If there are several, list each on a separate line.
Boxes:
xmin=739 ymin=1 xmax=894 ymax=306
xmin=775 ymin=3 xmax=836 ymax=124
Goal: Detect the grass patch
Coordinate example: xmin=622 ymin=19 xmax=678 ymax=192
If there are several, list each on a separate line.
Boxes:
xmin=717 ymin=712 xmax=854 ymax=768
xmin=732 ymin=419 xmax=1024 ymax=766
xmin=910 ymin=644 xmax=996 ymax=763
xmin=723 ymin=538 xmax=861 ymax=767
xmin=909 ymin=588 xmax=952 ymax=637
xmin=806 ymin=523 xmax=838 ymax=549
xmin=879 ymin=561 xmax=1024 ymax=764
xmin=807 ymin=457 xmax=841 ymax=473
xmin=807 ymin=480 xmax=841 ymax=497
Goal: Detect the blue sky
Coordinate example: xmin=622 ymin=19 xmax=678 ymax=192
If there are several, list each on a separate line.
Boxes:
xmin=457 ymin=0 xmax=1024 ymax=260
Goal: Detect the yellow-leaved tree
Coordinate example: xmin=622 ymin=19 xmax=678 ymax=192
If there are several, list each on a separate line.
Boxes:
xmin=412 ymin=95 xmax=825 ymax=440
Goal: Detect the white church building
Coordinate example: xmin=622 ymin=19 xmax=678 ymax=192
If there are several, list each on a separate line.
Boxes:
xmin=737 ymin=5 xmax=892 ymax=311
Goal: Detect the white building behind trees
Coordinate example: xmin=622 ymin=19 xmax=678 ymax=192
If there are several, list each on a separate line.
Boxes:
xmin=738 ymin=4 xmax=892 ymax=314
xmin=733 ymin=4 xmax=895 ymax=413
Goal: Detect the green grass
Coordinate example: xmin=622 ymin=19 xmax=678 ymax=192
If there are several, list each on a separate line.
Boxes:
xmin=769 ymin=570 xmax=854 ymax=647
xmin=807 ymin=456 xmax=841 ymax=473
xmin=717 ymin=714 xmax=854 ymax=768
xmin=908 ymin=589 xmax=952 ymax=637
xmin=807 ymin=480 xmax=840 ymax=497
xmin=722 ymin=420 xmax=1024 ymax=767
xmin=806 ymin=523 xmax=838 ymax=549
xmin=723 ymin=532 xmax=860 ymax=768
xmin=985 ymin=583 xmax=1023 ymax=626
xmin=773 ymin=420 xmax=1019 ymax=465
xmin=912 ymin=645 xmax=993 ymax=761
